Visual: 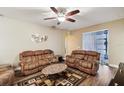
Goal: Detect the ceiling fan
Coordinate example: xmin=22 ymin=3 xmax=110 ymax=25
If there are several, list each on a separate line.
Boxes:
xmin=44 ymin=7 xmax=80 ymax=25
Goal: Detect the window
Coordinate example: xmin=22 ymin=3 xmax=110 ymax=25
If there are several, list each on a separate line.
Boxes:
xmin=82 ymin=30 xmax=108 ymax=64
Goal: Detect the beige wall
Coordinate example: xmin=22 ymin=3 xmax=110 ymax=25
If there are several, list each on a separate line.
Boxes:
xmin=0 ymin=17 xmax=65 ymax=66
xmin=66 ymin=18 xmax=124 ymax=66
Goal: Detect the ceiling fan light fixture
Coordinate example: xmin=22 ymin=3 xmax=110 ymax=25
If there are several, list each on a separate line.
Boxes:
xmin=44 ymin=7 xmax=80 ymax=23
xmin=58 ymin=16 xmax=65 ymax=22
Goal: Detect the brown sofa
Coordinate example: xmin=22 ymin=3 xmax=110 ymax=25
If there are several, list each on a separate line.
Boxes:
xmin=65 ymin=50 xmax=100 ymax=75
xmin=0 ymin=64 xmax=15 ymax=85
xmin=19 ymin=49 xmax=58 ymax=75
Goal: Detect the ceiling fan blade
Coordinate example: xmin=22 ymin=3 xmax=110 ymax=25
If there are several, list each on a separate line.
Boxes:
xmin=66 ymin=10 xmax=80 ymax=16
xmin=44 ymin=17 xmax=56 ymax=20
xmin=50 ymin=7 xmax=58 ymax=14
xmin=66 ymin=18 xmax=76 ymax=22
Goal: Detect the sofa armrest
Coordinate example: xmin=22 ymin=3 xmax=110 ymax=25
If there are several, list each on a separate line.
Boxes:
xmin=19 ymin=62 xmax=24 ymax=66
xmin=0 ymin=64 xmax=12 ymax=73
xmin=0 ymin=69 xmax=15 ymax=85
xmin=66 ymin=55 xmax=72 ymax=59
xmin=19 ymin=62 xmax=25 ymax=73
xmin=92 ymin=61 xmax=99 ymax=71
xmin=52 ymin=55 xmax=60 ymax=62
xmin=66 ymin=55 xmax=71 ymax=57
xmin=0 ymin=64 xmax=11 ymax=69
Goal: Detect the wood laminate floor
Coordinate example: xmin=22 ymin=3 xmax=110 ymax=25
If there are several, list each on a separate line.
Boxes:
xmin=79 ymin=64 xmax=117 ymax=86
xmin=15 ymin=64 xmax=117 ymax=86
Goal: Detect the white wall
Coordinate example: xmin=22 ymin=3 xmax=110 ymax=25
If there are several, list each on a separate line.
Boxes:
xmin=0 ymin=17 xmax=65 ymax=66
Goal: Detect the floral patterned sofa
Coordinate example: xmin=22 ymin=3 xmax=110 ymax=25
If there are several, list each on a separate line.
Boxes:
xmin=19 ymin=49 xmax=58 ymax=75
xmin=65 ymin=50 xmax=100 ymax=75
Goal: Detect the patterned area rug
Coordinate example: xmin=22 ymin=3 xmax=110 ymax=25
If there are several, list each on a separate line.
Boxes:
xmin=14 ymin=67 xmax=88 ymax=86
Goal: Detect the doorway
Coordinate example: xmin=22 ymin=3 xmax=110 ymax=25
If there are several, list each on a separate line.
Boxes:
xmin=82 ymin=30 xmax=109 ymax=64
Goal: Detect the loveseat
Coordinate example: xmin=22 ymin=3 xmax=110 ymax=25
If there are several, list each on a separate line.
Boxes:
xmin=19 ymin=49 xmax=58 ymax=75
xmin=65 ymin=50 xmax=100 ymax=75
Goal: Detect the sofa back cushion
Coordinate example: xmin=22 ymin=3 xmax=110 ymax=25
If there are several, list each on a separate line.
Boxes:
xmin=19 ymin=49 xmax=56 ymax=63
xmin=21 ymin=56 xmax=32 ymax=62
xmin=85 ymin=51 xmax=100 ymax=61
xmin=87 ymin=56 xmax=94 ymax=61
xmin=72 ymin=54 xmax=85 ymax=60
xmin=71 ymin=50 xmax=100 ymax=61
xmin=34 ymin=50 xmax=44 ymax=55
xmin=21 ymin=56 xmax=38 ymax=63
xmin=72 ymin=50 xmax=85 ymax=55
xmin=44 ymin=49 xmax=53 ymax=54
xmin=20 ymin=51 xmax=34 ymax=60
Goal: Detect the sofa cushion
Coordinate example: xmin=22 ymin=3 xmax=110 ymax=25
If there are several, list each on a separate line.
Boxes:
xmin=37 ymin=55 xmax=44 ymax=60
xmin=28 ymin=64 xmax=36 ymax=70
xmin=23 ymin=68 xmax=39 ymax=75
xmin=87 ymin=56 xmax=94 ymax=61
xmin=93 ymin=57 xmax=97 ymax=61
xmin=85 ymin=51 xmax=98 ymax=56
xmin=21 ymin=56 xmax=32 ymax=63
xmin=72 ymin=50 xmax=85 ymax=55
xmin=66 ymin=57 xmax=75 ymax=63
xmin=32 ymin=56 xmax=38 ymax=62
xmin=22 ymin=56 xmax=38 ymax=63
xmin=79 ymin=61 xmax=93 ymax=69
xmin=72 ymin=54 xmax=84 ymax=59
xmin=38 ymin=60 xmax=49 ymax=66
xmin=84 ymin=55 xmax=88 ymax=60
xmin=34 ymin=50 xmax=44 ymax=55
xmin=21 ymin=51 xmax=34 ymax=57
xmin=44 ymin=49 xmax=53 ymax=54
xmin=23 ymin=62 xmax=39 ymax=70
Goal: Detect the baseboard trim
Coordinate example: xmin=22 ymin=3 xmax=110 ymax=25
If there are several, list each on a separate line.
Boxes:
xmin=109 ymin=64 xmax=118 ymax=68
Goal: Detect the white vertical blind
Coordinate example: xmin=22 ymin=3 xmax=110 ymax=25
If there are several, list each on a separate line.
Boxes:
xmin=82 ymin=30 xmax=108 ymax=63
xmin=82 ymin=32 xmax=96 ymax=51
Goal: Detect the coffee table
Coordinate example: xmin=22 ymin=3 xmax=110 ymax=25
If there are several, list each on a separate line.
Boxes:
xmin=42 ymin=63 xmax=67 ymax=75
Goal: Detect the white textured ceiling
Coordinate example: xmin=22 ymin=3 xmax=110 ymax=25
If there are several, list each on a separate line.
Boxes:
xmin=0 ymin=7 xmax=124 ymax=30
